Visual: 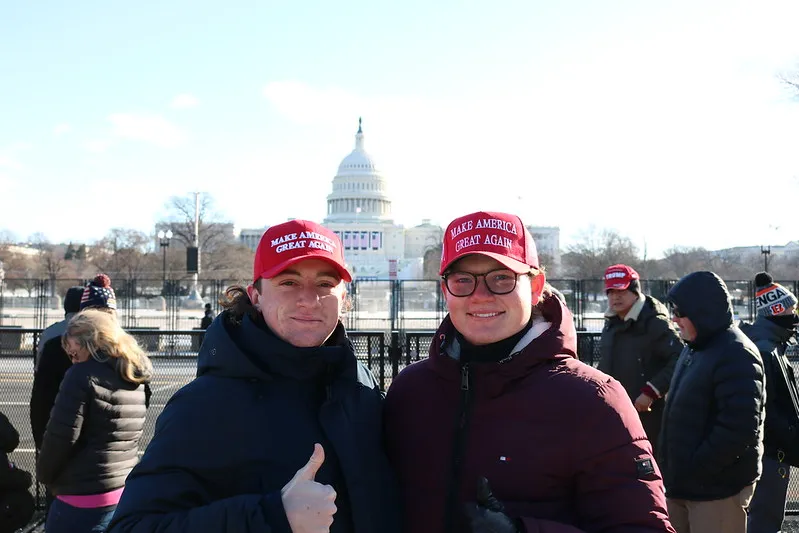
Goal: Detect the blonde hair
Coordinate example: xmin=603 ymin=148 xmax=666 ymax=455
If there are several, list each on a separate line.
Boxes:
xmin=62 ymin=309 xmax=153 ymax=384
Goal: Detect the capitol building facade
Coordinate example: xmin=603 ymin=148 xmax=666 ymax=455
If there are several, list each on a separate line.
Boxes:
xmin=240 ymin=119 xmax=560 ymax=280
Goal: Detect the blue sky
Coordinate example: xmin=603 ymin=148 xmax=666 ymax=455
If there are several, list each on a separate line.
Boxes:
xmin=1 ymin=0 xmax=798 ymax=258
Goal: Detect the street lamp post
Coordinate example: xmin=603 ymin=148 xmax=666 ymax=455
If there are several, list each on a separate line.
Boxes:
xmin=760 ymin=245 xmax=771 ymax=272
xmin=158 ymin=230 xmax=173 ymax=287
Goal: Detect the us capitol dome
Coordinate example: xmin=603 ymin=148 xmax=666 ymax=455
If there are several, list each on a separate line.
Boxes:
xmin=322 ymin=118 xmax=443 ymax=279
xmin=236 ymin=119 xmax=560 ymax=279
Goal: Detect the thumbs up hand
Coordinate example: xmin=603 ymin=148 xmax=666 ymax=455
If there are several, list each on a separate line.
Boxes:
xmin=281 ymin=443 xmax=337 ymax=533
xmin=463 ymin=477 xmax=519 ymax=533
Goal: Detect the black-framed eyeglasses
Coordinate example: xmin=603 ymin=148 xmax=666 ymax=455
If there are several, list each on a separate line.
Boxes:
xmin=442 ymin=268 xmax=530 ymax=297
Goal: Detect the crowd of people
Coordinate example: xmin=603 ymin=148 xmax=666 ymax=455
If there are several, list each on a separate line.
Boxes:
xmin=0 ymin=212 xmax=796 ymax=533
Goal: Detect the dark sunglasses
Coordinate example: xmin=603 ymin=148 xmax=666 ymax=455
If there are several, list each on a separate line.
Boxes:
xmin=669 ymin=304 xmax=685 ymax=318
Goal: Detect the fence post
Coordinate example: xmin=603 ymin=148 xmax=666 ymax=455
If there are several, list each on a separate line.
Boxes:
xmin=34 ymin=279 xmax=47 ymax=330
xmin=389 ymin=280 xmax=400 ymax=331
xmin=575 ymin=280 xmax=585 ymax=331
xmin=378 ymin=333 xmax=386 ymax=390
xmin=0 ymin=276 xmax=4 ymax=327
xmin=347 ymin=280 xmax=358 ymax=330
xmin=390 ymin=330 xmax=400 ymax=381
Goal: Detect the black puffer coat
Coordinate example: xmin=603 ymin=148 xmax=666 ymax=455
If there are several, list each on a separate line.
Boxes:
xmin=741 ymin=316 xmax=799 ymax=465
xmin=660 ymin=271 xmax=765 ymax=501
xmin=37 ymin=357 xmax=148 ymax=495
xmin=30 ymin=336 xmax=72 ymax=450
xmin=108 ymin=312 xmax=402 ymax=533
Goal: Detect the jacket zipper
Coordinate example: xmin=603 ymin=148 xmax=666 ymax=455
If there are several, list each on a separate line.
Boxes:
xmin=444 ymin=363 xmax=473 ymax=533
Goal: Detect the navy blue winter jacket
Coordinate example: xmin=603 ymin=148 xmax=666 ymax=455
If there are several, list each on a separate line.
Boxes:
xmin=108 ymin=312 xmax=402 ymax=533
xmin=659 ymin=271 xmax=765 ymax=501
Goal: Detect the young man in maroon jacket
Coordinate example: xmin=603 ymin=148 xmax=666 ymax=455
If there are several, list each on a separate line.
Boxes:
xmin=384 ymin=211 xmax=675 ymax=533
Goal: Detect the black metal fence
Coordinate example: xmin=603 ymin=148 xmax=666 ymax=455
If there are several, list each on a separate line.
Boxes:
xmin=2 ymin=277 xmax=793 ymax=334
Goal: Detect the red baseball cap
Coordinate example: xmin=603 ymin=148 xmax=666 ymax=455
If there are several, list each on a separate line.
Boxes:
xmin=604 ymin=264 xmax=639 ymax=291
xmin=439 ymin=211 xmax=539 ymax=275
xmin=253 ymin=220 xmax=352 ymax=282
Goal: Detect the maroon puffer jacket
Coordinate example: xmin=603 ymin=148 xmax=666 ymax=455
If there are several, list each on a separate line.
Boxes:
xmin=384 ymin=295 xmax=674 ymax=533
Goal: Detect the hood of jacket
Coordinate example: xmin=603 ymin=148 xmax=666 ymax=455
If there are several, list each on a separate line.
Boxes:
xmin=667 ymin=271 xmax=733 ymax=349
xmin=197 ymin=311 xmax=357 ymax=382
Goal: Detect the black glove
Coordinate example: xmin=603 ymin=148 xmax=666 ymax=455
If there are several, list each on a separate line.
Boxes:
xmin=463 ymin=477 xmax=519 ymax=533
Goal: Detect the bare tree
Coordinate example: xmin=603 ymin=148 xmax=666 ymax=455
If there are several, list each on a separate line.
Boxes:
xmin=659 ymin=247 xmax=714 ymax=278
xmin=40 ymin=250 xmax=67 ymax=278
xmin=39 ymin=249 xmax=69 ymax=296
xmin=422 ymin=245 xmax=443 ymax=280
xmin=2 ymin=252 xmax=39 ymax=296
xmin=27 ymin=232 xmax=51 ymax=251
xmin=201 ymin=243 xmax=255 ymax=282
xmin=163 ymin=193 xmax=232 ymax=251
xmin=562 ymin=226 xmax=640 ymax=279
xmin=538 ymin=253 xmax=558 ymax=277
xmin=0 ymin=229 xmax=16 ymax=246
xmin=91 ymin=229 xmax=157 ymax=280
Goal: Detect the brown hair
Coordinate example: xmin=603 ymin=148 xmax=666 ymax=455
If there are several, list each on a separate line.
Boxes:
xmin=531 ymin=281 xmax=557 ymax=321
xmin=219 ymin=279 xmax=263 ymax=325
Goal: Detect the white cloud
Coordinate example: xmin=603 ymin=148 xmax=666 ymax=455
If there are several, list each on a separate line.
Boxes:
xmin=170 ymin=94 xmax=200 ymax=109
xmin=53 ymin=123 xmax=71 ymax=136
xmin=108 ymin=113 xmax=186 ymax=148
xmin=84 ymin=139 xmax=113 ymax=153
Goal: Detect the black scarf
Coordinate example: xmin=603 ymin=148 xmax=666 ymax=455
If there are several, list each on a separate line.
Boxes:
xmin=233 ymin=313 xmax=355 ymax=382
xmin=766 ymin=313 xmax=799 ymax=333
xmin=456 ymin=318 xmax=534 ymax=364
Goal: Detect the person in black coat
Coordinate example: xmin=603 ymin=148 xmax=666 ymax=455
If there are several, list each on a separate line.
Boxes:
xmin=743 ymin=272 xmax=799 ymax=533
xmin=661 ymin=271 xmax=765 ymax=533
xmin=0 ymin=411 xmax=34 ymax=533
xmin=30 ymin=275 xmax=118 ymax=451
xmin=108 ymin=220 xmax=401 ymax=533
xmin=200 ymin=303 xmax=213 ymax=330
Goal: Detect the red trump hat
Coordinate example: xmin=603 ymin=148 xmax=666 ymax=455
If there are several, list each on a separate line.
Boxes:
xmin=253 ymin=220 xmax=351 ymax=282
xmin=604 ymin=264 xmax=639 ymax=291
xmin=440 ymin=211 xmax=539 ymax=275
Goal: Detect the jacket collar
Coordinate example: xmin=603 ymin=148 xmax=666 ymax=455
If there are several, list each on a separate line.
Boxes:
xmin=428 ymin=294 xmax=577 ymax=398
xmin=604 ymin=292 xmax=646 ymax=321
xmin=197 ymin=312 xmax=356 ymax=382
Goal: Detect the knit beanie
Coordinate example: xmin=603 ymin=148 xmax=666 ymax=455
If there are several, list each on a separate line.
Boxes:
xmin=80 ymin=274 xmax=117 ymax=310
xmin=755 ymin=272 xmax=797 ymax=317
xmin=63 ymin=286 xmax=85 ymax=314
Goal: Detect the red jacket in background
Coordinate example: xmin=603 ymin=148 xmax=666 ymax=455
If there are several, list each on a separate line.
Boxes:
xmin=384 ymin=295 xmax=674 ymax=533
